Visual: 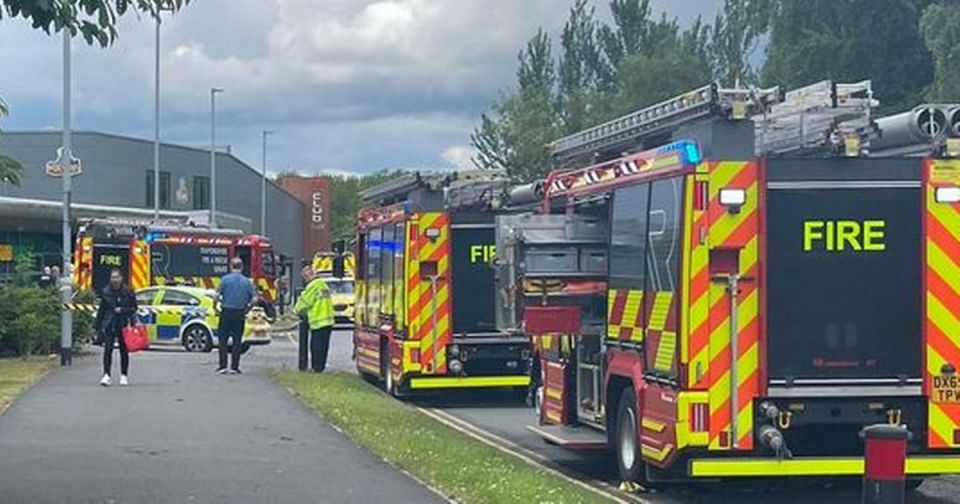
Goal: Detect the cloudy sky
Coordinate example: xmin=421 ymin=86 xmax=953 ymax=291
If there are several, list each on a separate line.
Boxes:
xmin=0 ymin=0 xmax=719 ymax=177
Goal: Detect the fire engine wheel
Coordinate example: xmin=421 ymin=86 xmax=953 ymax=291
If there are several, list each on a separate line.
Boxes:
xmin=616 ymin=387 xmax=644 ymax=484
xmin=182 ymin=325 xmax=213 ymax=353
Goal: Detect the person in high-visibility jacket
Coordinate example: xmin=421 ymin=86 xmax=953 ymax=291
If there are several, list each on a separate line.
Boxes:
xmin=294 ymin=269 xmax=335 ymax=372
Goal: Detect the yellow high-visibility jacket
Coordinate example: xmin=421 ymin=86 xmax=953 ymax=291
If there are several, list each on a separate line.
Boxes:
xmin=295 ymin=277 xmax=335 ymax=329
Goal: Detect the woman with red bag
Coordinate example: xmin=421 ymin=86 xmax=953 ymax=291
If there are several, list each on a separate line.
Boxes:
xmin=94 ymin=269 xmax=139 ymax=387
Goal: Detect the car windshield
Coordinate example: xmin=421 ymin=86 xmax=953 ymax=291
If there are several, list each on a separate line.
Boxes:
xmin=327 ymin=280 xmax=354 ymax=294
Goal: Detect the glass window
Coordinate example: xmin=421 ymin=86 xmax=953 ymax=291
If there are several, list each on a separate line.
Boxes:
xmin=136 ymin=289 xmax=158 ymax=306
xmin=644 ymin=177 xmax=683 ymax=378
xmin=261 ymin=251 xmax=275 ymax=276
xmin=327 ymin=280 xmax=355 ymax=294
xmin=193 ymin=176 xmax=210 ymax=210
xmin=646 ymin=178 xmax=682 ymax=293
xmin=366 ymin=227 xmax=382 ymax=326
xmin=609 ymin=183 xmax=650 ymax=292
xmin=381 ymin=225 xmax=395 ymax=316
xmin=160 ymin=289 xmax=200 ymax=306
xmin=394 ymin=222 xmax=406 ymax=328
xmin=145 ymin=171 xmax=171 ymax=209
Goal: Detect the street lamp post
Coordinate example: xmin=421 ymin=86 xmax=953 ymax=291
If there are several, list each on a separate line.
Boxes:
xmin=209 ymin=87 xmax=223 ymax=227
xmin=153 ymin=12 xmax=161 ymax=222
xmin=60 ymin=27 xmax=73 ymax=366
xmin=260 ymin=130 xmax=273 ymax=236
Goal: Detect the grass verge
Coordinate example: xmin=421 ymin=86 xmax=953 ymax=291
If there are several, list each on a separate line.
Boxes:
xmin=273 ymin=370 xmax=611 ymax=504
xmin=0 ymin=357 xmax=56 ymax=414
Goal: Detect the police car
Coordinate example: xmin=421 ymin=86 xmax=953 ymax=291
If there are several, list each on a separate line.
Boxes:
xmin=135 ymin=286 xmax=271 ymax=353
xmin=325 ymin=277 xmax=355 ymax=325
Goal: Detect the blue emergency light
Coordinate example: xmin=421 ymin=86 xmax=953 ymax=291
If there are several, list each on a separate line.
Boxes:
xmin=657 ymin=140 xmax=702 ymax=166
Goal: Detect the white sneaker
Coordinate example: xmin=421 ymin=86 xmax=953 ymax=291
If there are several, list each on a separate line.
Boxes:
xmin=119 ymin=375 xmax=129 ymax=386
xmin=99 ymin=374 xmax=111 ymax=387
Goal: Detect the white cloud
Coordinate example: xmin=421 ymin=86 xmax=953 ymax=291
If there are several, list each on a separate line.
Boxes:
xmin=442 ymin=145 xmax=476 ymax=171
xmin=0 ymin=0 xmax=721 ymax=175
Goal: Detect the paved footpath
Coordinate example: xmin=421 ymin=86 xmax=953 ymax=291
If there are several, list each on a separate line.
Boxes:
xmin=0 ymin=347 xmax=441 ymax=504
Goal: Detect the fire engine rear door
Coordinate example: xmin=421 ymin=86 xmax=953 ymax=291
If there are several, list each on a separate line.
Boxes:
xmin=450 ymin=214 xmax=497 ymax=335
xmin=93 ymin=245 xmax=130 ymax=294
xmin=766 ymin=158 xmax=923 ymax=395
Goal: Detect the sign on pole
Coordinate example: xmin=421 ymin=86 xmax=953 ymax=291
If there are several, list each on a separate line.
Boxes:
xmin=45 ymin=147 xmax=82 ymax=177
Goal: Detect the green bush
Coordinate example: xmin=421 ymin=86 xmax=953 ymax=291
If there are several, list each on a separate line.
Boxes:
xmin=0 ymin=286 xmax=94 ymax=357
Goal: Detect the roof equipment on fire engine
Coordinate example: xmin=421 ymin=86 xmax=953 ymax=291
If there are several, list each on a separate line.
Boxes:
xmin=550 ymin=83 xmax=779 ymax=164
xmin=753 ymin=80 xmax=877 ymax=157
xmin=870 ymin=104 xmax=960 ymax=157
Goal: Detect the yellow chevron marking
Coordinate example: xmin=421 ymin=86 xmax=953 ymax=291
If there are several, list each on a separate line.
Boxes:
xmin=929 ymin=402 xmax=959 ymax=447
xmin=928 ymin=241 xmax=960 ymax=298
xmin=929 ymin=193 xmax=960 ymax=245
xmin=642 ymin=443 xmax=673 ymax=463
xmin=648 ymin=292 xmax=674 ymax=331
xmin=655 ymin=331 xmax=677 ymax=372
xmin=928 ymin=293 xmax=960 ymax=349
xmin=642 ymin=418 xmax=667 ymax=432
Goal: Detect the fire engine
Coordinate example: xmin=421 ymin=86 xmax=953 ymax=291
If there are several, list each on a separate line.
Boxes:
xmin=513 ymin=81 xmax=960 ymax=483
xmin=353 ymin=171 xmax=533 ymax=394
xmin=73 ymin=218 xmax=281 ymax=303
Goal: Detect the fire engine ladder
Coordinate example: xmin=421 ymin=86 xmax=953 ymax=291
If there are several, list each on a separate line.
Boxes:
xmin=550 ymin=82 xmax=780 ymax=163
xmin=753 ymin=80 xmax=878 ymax=156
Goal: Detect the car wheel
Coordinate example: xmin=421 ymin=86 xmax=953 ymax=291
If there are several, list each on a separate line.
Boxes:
xmin=616 ymin=387 xmax=644 ymax=484
xmin=183 ymin=324 xmax=213 ymax=353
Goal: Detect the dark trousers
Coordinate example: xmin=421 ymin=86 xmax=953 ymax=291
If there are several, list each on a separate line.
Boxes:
xmin=310 ymin=327 xmax=332 ymax=373
xmin=218 ymin=309 xmax=246 ymax=370
xmin=102 ymin=324 xmax=129 ymax=376
xmin=298 ymin=317 xmax=309 ymax=371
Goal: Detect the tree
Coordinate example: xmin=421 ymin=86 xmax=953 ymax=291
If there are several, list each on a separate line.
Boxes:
xmin=709 ymin=0 xmax=771 ymax=85
xmin=327 ymin=170 xmax=406 ymax=242
xmin=0 ymin=98 xmax=22 ymax=186
xmin=557 ymin=0 xmax=605 ymax=133
xmin=762 ymin=0 xmax=934 ymax=113
xmin=920 ymin=1 xmax=960 ymax=102
xmin=472 ymin=30 xmax=560 ymax=182
xmin=1 ymin=0 xmax=190 ymax=46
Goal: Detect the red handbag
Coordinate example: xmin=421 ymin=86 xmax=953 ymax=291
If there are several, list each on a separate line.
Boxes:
xmin=122 ymin=323 xmax=150 ymax=353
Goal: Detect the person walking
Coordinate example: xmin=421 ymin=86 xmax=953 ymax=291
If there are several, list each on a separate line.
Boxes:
xmin=38 ymin=266 xmax=52 ymax=289
xmin=294 ymin=267 xmax=334 ymax=373
xmin=215 ymin=257 xmax=256 ymax=374
xmin=94 ymin=268 xmax=138 ymax=387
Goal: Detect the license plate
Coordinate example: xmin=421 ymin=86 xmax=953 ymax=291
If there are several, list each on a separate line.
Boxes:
xmin=933 ymin=374 xmax=960 ymax=403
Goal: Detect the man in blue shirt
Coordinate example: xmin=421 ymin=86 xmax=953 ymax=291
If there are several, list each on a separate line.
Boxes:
xmin=215 ymin=257 xmax=257 ymax=374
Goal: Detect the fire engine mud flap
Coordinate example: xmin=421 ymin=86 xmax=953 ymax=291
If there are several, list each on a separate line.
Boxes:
xmin=527 ymin=424 xmax=608 ymax=450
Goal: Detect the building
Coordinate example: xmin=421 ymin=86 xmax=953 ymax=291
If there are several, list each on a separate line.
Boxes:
xmin=277 ymin=176 xmax=331 ymax=259
xmin=0 ymin=131 xmax=308 ymax=282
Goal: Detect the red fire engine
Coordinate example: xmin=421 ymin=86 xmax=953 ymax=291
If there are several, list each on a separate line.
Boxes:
xmin=517 ymin=81 xmax=960 ymax=483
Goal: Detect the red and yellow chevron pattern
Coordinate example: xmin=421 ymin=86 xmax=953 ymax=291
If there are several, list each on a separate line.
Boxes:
xmin=607 ymin=289 xmax=644 ymax=341
xmin=925 ymin=159 xmax=960 ymax=449
xmin=130 ymin=240 xmax=150 ymax=291
xmin=698 ymin=161 xmax=761 ymax=451
xmin=74 ymin=236 xmax=94 ymax=291
xmin=406 ymin=213 xmax=452 ymax=375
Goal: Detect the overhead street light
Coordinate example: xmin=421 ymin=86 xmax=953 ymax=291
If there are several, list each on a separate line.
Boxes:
xmin=59 ymin=26 xmax=73 ymax=366
xmin=153 ymin=6 xmax=174 ymax=222
xmin=209 ymin=87 xmax=224 ymax=227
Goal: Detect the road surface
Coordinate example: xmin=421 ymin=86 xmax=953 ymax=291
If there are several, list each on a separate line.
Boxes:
xmin=281 ymin=329 xmax=960 ymax=504
xmin=0 ymin=340 xmax=440 ymax=504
